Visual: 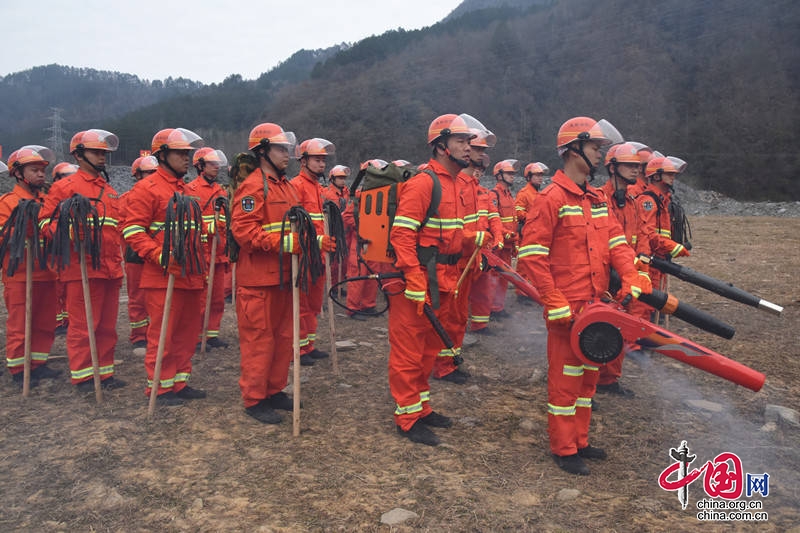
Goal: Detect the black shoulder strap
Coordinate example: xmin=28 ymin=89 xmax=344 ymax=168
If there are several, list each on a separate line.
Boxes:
xmin=420 ymin=169 xmax=441 ymax=228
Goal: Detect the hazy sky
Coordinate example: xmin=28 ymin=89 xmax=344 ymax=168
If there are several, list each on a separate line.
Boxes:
xmin=1 ymin=0 xmax=463 ymax=84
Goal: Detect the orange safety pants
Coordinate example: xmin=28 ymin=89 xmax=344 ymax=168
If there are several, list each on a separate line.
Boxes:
xmin=236 ymin=285 xmax=293 ymax=408
xmin=389 ymin=288 xmax=456 ymax=430
xmin=65 ymin=278 xmax=122 ymax=384
xmin=125 ymin=262 xmax=148 ymax=344
xmin=490 ymin=247 xmax=512 ymax=312
xmin=546 ymin=302 xmax=598 ymax=456
xmin=299 ymin=273 xmax=324 ymax=355
xmin=3 ymin=280 xmax=57 ymax=373
xmin=200 ymin=262 xmax=227 ymax=340
xmin=433 ymin=270 xmax=473 ymax=379
xmin=143 ymin=287 xmax=203 ymax=395
xmin=56 ymin=280 xmax=68 ymax=327
xmin=469 ymin=270 xmax=492 ymax=331
xmin=345 ymin=248 xmax=379 ymax=314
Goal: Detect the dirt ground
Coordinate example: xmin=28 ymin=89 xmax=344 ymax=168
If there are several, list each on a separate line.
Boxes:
xmin=0 ymin=216 xmax=798 ymax=532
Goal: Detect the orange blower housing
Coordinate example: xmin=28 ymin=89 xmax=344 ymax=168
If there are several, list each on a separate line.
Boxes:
xmin=570 ymin=301 xmax=765 ymax=392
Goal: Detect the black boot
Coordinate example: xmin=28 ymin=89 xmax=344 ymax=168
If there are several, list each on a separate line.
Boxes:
xmin=553 ymin=454 xmax=590 ymax=475
xmin=577 ymin=445 xmax=607 ymax=460
xmin=397 ymin=420 xmax=440 ymax=446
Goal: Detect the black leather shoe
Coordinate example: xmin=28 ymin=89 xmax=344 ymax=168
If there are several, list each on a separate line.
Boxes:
xmin=155 ymin=391 xmax=185 ymax=407
xmin=12 ymin=372 xmax=38 ymax=388
xmin=577 ymin=445 xmax=607 ymax=460
xmin=176 ymin=386 xmax=207 ymax=399
xmin=471 ymin=327 xmax=495 ymax=336
xmin=596 ymin=382 xmax=635 ymax=397
xmin=267 ymin=391 xmax=299 ymax=410
xmin=349 ymin=313 xmax=367 ymax=321
xmin=299 ymin=354 xmax=315 ymax=366
xmin=553 ymin=454 xmax=590 ymax=475
xmin=75 ymin=380 xmax=95 ymax=393
xmin=101 ymin=377 xmax=127 ymax=390
xmin=309 ymin=348 xmax=329 ymax=359
xmin=434 ymin=369 xmax=469 ymax=385
xmin=397 ymin=421 xmax=440 ymax=446
xmin=419 ymin=411 xmax=453 ymax=428
xmin=31 ymin=365 xmax=62 ymax=380
xmin=206 ymin=337 xmax=229 ymax=349
xmin=132 ymin=340 xmax=147 ymax=349
xmin=245 ymin=401 xmax=283 ymax=424
xmin=490 ymin=309 xmax=512 ymax=319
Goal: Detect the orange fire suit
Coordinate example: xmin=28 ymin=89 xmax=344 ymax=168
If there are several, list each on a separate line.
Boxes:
xmin=230 ymin=168 xmax=299 ymax=408
xmin=636 ymin=184 xmax=686 ymax=293
xmin=185 ymin=176 xmax=230 ymax=342
xmin=121 ymin=167 xmax=205 ymax=397
xmin=321 ymin=182 xmax=353 ymax=292
xmin=598 ymin=180 xmax=651 ymax=385
xmin=56 ymin=281 xmax=68 ymax=329
xmin=40 ymin=170 xmax=123 ymax=385
xmin=119 ymin=189 xmax=148 ymax=345
xmin=0 ymin=185 xmax=58 ymax=374
xmin=517 ymin=170 xmax=637 ymax=457
xmin=388 ymin=158 xmax=470 ymax=430
xmin=290 ymin=169 xmax=327 ymax=356
xmin=346 ymin=190 xmax=381 ymax=315
xmin=468 ymin=183 xmax=503 ymax=332
xmin=488 ymin=183 xmax=516 ymax=312
xmin=514 ymin=182 xmax=539 ymax=234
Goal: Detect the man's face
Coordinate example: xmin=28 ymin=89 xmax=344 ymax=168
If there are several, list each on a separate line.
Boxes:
xmin=469 ymin=145 xmax=487 ymax=169
xmin=617 ymin=162 xmax=640 ymax=182
xmin=166 ymin=149 xmax=191 ymax=175
xmin=528 ymin=173 xmax=544 ymax=187
xmin=305 ymin=155 xmax=327 ymax=176
xmin=660 ymin=172 xmax=677 ymax=187
xmin=446 ymin=134 xmax=472 ymax=163
xmin=332 ymin=176 xmax=346 ymax=189
xmin=83 ymin=148 xmax=108 ymax=170
xmin=204 ymin=161 xmax=221 ymax=180
xmin=22 ymin=163 xmax=47 ymax=188
xmin=269 ymin=145 xmax=290 ymax=172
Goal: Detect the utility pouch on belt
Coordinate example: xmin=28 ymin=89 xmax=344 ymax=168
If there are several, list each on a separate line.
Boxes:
xmin=416 ymin=246 xmax=461 ymax=309
xmin=124 ymin=244 xmax=144 ymax=264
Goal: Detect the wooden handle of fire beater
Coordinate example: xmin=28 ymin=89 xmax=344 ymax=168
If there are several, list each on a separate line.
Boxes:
xmin=148 ymin=273 xmax=175 ymax=418
xmin=79 ymin=242 xmax=103 ymax=404
xmin=22 ymin=240 xmax=33 ymax=398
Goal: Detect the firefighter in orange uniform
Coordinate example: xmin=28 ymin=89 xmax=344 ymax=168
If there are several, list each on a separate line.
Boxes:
xmin=1 ymin=147 xmax=60 ymax=385
xmin=51 ymin=162 xmax=78 ymax=334
xmin=636 ymin=155 xmax=691 ymax=295
xmin=596 ymin=143 xmax=652 ymax=396
xmin=120 ymin=155 xmax=157 ymax=351
xmin=488 ymin=159 xmax=519 ymax=318
xmin=627 ymin=143 xmax=655 ymax=198
xmin=514 ymin=162 xmax=548 ymax=305
xmin=121 ymin=128 xmax=207 ymax=406
xmin=321 ymin=164 xmax=353 ymax=311
xmin=434 ymin=116 xmax=497 ymax=383
xmin=517 ymin=117 xmax=649 ymax=475
xmin=186 ymin=147 xmax=230 ymax=349
xmin=230 ymin=122 xmax=303 ymax=424
xmin=389 ymin=114 xmax=477 ymax=446
xmin=290 ymin=138 xmax=337 ymax=365
xmin=40 ymin=131 xmax=126 ymax=392
xmin=346 ymin=159 xmax=388 ymax=320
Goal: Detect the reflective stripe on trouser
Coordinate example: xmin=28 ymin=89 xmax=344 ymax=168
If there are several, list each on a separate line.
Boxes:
xmin=469 ymin=270 xmax=492 ymax=331
xmin=3 ymin=280 xmax=57 ymax=373
xmin=56 ymin=281 xmax=68 ymax=325
xmin=199 ymin=263 xmax=227 ymax=340
xmin=433 ymin=267 xmax=473 ymax=379
xmin=389 ymin=291 xmax=455 ymax=430
xmin=490 ymin=246 xmax=512 ymax=312
xmin=236 ymin=285 xmax=293 ymax=408
xmin=546 ymin=305 xmax=599 ymax=456
xmin=299 ymin=273 xmax=324 ymax=355
xmin=66 ymin=278 xmax=122 ymax=384
xmin=125 ymin=262 xmax=149 ymax=344
xmin=144 ymin=287 xmax=203 ymax=396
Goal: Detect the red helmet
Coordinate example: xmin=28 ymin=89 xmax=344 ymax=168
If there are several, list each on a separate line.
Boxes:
xmin=329 ymin=165 xmax=351 ymax=178
xmin=493 ymin=159 xmax=520 ymax=176
xmin=248 ymin=123 xmax=296 ymax=152
xmin=295 ymin=138 xmax=335 ymax=159
xmin=427 ymin=114 xmax=477 ymax=145
xmin=556 ymin=117 xmax=622 ymax=154
xmin=524 ymin=162 xmax=549 ymax=177
xmin=360 ymin=159 xmax=388 ymax=171
xmin=52 ymin=162 xmax=78 ymax=180
xmin=151 ymin=128 xmax=204 ymax=155
xmin=193 ymin=147 xmax=228 ymax=167
xmin=605 ymin=142 xmax=641 ymax=165
xmin=70 ymin=129 xmax=119 ymax=154
xmin=646 ymin=156 xmax=687 ymax=178
xmin=131 ymin=155 xmax=158 ymax=176
xmin=8 ymin=145 xmax=55 ymax=175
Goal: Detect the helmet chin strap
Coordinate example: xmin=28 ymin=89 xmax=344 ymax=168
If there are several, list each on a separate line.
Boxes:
xmin=440 ymin=143 xmax=469 ymax=169
xmin=568 ymin=141 xmax=597 ymax=181
xmin=78 ymin=149 xmax=110 ymax=181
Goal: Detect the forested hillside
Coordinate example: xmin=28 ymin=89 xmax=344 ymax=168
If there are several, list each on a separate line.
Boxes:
xmin=2 ymin=0 xmax=798 ymax=200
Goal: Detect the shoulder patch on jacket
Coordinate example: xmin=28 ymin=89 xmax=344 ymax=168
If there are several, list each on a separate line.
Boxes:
xmin=642 ymin=200 xmax=654 ymax=211
xmin=241 ymin=196 xmax=255 ymax=212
